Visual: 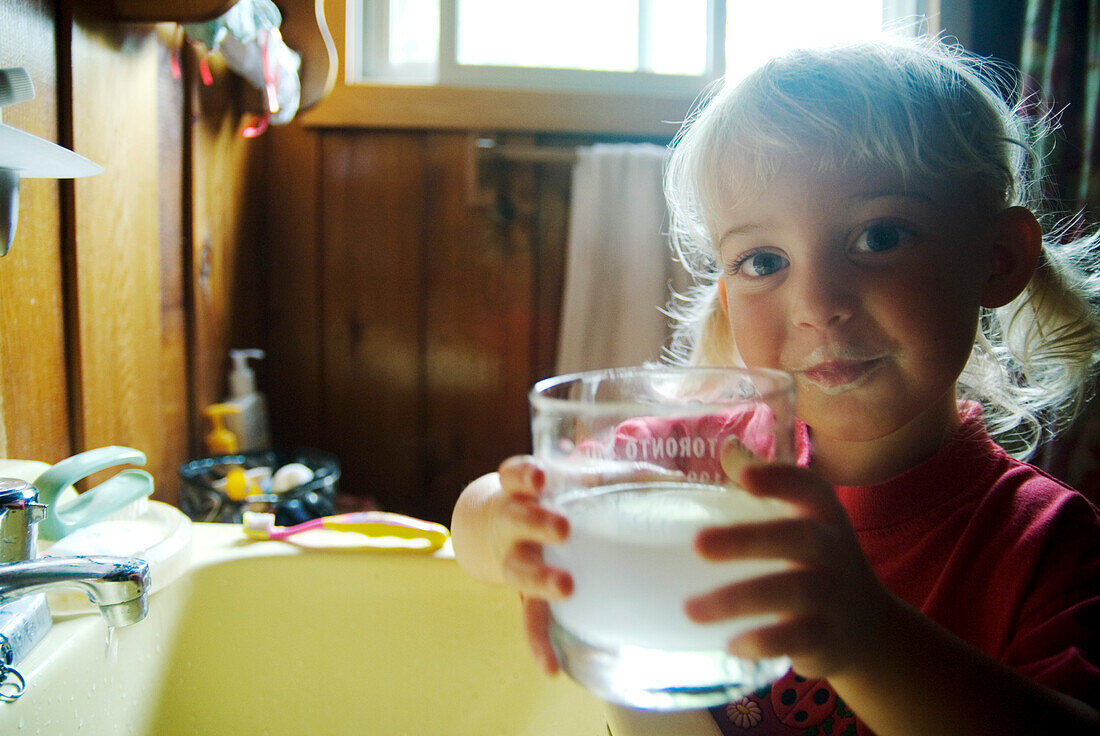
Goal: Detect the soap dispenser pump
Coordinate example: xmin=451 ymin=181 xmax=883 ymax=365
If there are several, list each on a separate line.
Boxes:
xmin=204 ymin=403 xmax=241 ymax=455
xmin=224 ymin=349 xmax=271 ymax=452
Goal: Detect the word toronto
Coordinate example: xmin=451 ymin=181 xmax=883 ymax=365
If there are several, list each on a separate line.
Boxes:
xmin=576 ymin=434 xmax=728 ymax=485
xmin=618 ymin=435 xmax=721 ymax=462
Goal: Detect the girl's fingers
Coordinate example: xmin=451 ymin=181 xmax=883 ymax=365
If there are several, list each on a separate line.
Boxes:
xmin=726 ymin=615 xmax=831 ymax=662
xmin=499 ymin=494 xmax=569 ymax=545
xmin=496 ymin=457 xmax=568 ymax=543
xmin=497 ymin=458 xmax=566 ymax=676
xmin=685 ymin=569 xmax=823 ymax=623
xmin=736 ymin=463 xmax=850 ymax=527
xmin=502 ymin=540 xmax=574 ymax=599
xmin=521 ymin=596 xmax=561 ymax=675
xmin=720 ymin=436 xmax=760 ymax=481
xmin=686 ymin=573 xmax=840 ymax=672
xmin=696 ymin=516 xmax=833 ymax=563
xmin=498 ymin=455 xmax=545 ymax=495
xmin=739 ymin=463 xmax=833 ymax=505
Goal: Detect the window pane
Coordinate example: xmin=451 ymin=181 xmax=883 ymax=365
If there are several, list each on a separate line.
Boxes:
xmin=456 ymin=0 xmax=639 ymax=72
xmin=391 ymin=0 xmax=440 ymax=65
xmin=649 ymin=0 xmax=709 ymax=76
xmin=725 ymin=0 xmax=885 ymax=84
xmin=358 ymin=0 xmax=909 ymax=95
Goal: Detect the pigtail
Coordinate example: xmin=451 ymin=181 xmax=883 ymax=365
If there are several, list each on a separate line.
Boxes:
xmin=964 ymin=226 xmax=1100 ymax=457
xmin=959 ymin=76 xmax=1100 ymax=457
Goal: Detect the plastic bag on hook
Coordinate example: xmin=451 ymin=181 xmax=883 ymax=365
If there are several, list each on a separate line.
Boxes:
xmin=183 ymin=0 xmax=302 ymax=132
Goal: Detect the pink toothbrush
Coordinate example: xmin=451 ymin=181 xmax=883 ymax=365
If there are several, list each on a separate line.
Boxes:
xmin=242 ymin=511 xmax=449 ymax=552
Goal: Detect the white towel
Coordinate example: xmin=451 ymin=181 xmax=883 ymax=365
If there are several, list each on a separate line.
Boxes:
xmin=555 ymin=143 xmax=685 ymax=374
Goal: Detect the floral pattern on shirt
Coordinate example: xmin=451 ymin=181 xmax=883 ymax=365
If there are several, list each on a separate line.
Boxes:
xmin=725 ymin=697 xmax=763 ymax=728
xmin=711 ymin=673 xmax=860 ymax=735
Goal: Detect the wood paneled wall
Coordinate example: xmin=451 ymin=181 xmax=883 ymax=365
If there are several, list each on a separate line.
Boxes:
xmin=262 ymin=126 xmax=574 ymax=522
xmin=68 ymin=13 xmax=167 ymax=479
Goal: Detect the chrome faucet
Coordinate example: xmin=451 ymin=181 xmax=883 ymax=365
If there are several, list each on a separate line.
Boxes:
xmin=0 ymin=477 xmax=150 ymax=685
xmin=0 ymin=556 xmax=149 ymax=627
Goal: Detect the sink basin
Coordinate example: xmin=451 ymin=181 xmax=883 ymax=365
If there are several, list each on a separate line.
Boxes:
xmin=0 ymin=523 xmax=608 ymax=735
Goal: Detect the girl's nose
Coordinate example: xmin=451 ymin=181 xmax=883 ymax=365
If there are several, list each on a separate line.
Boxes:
xmin=789 ymin=267 xmax=856 ymax=330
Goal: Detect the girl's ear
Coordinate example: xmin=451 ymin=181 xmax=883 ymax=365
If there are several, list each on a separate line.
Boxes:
xmin=981 ymin=206 xmax=1042 ymax=308
xmin=716 ymin=279 xmax=730 ymax=316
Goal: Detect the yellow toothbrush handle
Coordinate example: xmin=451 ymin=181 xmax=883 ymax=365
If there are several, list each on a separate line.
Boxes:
xmin=321 ymin=513 xmax=449 ymax=551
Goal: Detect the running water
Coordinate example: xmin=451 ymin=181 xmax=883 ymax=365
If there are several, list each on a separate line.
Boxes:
xmin=105 ymin=626 xmax=119 ymax=664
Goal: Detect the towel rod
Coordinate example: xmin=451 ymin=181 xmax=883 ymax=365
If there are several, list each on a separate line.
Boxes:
xmin=475 ymin=138 xmax=577 ymax=165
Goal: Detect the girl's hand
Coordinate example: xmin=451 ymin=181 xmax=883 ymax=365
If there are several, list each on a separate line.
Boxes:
xmin=451 ymin=456 xmax=571 ymax=675
xmin=492 ymin=456 xmax=573 ymax=600
xmin=494 ymin=456 xmax=573 ymax=675
xmin=685 ymin=456 xmax=892 ymax=679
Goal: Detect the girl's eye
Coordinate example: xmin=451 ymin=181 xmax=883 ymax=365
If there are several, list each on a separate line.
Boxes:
xmin=853 ymin=223 xmax=912 ymax=254
xmin=732 ymin=250 xmax=789 ymax=278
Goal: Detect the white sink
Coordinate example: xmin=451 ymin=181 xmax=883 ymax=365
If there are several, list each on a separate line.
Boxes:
xmin=0 ymin=523 xmax=608 ymax=735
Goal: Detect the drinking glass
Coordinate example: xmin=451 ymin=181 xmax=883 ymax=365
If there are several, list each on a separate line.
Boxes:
xmin=529 ymin=365 xmax=796 ymax=711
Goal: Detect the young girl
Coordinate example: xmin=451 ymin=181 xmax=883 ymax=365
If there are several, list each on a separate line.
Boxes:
xmin=450 ymin=36 xmax=1100 ymax=735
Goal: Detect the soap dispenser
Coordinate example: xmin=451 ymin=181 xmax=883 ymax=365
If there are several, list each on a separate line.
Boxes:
xmin=224 ymin=349 xmax=271 ymax=452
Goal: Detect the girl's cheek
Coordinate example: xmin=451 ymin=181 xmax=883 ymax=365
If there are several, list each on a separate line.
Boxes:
xmin=727 ymin=299 xmax=786 ymax=362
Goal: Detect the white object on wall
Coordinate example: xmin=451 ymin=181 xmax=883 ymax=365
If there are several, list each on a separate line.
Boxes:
xmin=555 ymin=143 xmax=688 ymax=374
xmin=0 ymin=68 xmax=103 ymax=257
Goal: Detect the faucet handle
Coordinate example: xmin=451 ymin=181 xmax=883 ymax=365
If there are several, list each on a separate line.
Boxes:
xmin=33 ymin=447 xmax=152 ymax=541
xmin=25 ymin=503 xmax=46 ymax=525
xmin=0 ymin=479 xmax=42 ymax=563
xmin=0 ymin=478 xmax=44 ymax=524
xmin=0 ymin=478 xmax=36 ymax=508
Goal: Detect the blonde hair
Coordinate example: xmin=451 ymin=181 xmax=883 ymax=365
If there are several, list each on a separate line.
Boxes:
xmin=664 ymin=35 xmax=1100 ymax=458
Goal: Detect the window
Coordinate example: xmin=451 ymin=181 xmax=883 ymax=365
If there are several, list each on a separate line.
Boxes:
xmin=351 ymin=0 xmax=930 ymax=94
xmin=355 ymin=0 xmax=721 ymax=95
xmin=725 ymin=0 xmax=903 ymax=82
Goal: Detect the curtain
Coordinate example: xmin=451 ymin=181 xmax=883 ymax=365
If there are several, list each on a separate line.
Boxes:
xmin=555 ymin=143 xmax=688 ymax=374
xmin=1023 ymin=1 xmax=1100 ymax=499
xmin=1020 ymin=0 xmax=1100 ymax=221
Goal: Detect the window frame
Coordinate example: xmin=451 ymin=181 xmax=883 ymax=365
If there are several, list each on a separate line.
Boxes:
xmin=357 ymin=0 xmax=439 ymax=84
xmin=303 ymin=0 xmax=706 ymax=135
xmin=301 ymin=0 xmax=944 ymax=136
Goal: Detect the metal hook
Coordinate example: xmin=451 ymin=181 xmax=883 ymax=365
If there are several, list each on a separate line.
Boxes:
xmin=0 ymin=662 xmax=27 ymax=702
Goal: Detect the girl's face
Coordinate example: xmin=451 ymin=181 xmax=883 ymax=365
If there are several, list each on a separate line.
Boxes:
xmin=715 ymin=161 xmax=997 ymax=472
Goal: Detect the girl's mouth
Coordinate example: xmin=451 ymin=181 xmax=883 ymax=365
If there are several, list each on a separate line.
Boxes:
xmin=798 ymin=357 xmax=886 ymax=394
